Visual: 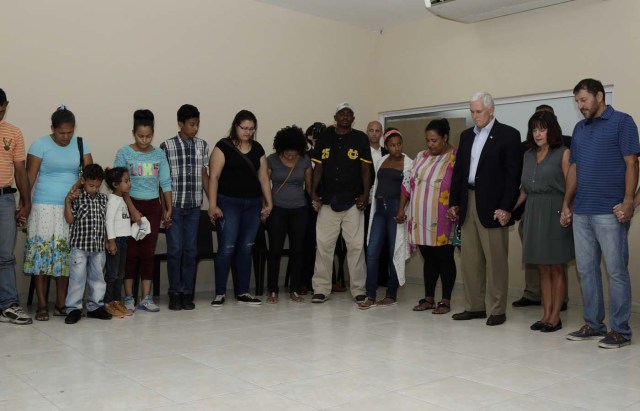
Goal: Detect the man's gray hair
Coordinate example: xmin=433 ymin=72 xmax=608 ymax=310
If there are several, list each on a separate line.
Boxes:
xmin=470 ymin=92 xmax=494 ymax=109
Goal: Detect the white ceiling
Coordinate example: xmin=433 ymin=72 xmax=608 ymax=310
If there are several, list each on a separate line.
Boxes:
xmin=253 ymin=0 xmax=433 ymax=31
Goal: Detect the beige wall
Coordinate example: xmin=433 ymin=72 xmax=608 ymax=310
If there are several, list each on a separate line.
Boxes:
xmin=375 ymin=0 xmax=640 ymax=308
xmin=2 ymin=0 xmax=379 ymax=297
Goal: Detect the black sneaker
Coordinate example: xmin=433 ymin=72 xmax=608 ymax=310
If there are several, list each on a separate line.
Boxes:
xmin=168 ymin=292 xmax=183 ymax=311
xmin=87 ymin=306 xmax=112 ymax=320
xmin=354 ymin=295 xmax=367 ymax=303
xmin=211 ymin=294 xmax=225 ymax=307
xmin=311 ymin=294 xmax=328 ymax=303
xmin=65 ymin=309 xmax=82 ymax=324
xmin=566 ymin=324 xmax=605 ymax=341
xmin=182 ymin=294 xmax=195 ymax=310
xmin=598 ymin=331 xmax=631 ymax=349
xmin=236 ymin=293 xmax=262 ymax=305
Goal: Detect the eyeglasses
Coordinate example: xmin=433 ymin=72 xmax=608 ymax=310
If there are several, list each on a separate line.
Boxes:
xmin=238 ymin=125 xmax=256 ymax=132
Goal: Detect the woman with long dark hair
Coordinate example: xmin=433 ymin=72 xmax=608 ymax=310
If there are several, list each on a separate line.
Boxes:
xmin=208 ymin=110 xmax=272 ymax=306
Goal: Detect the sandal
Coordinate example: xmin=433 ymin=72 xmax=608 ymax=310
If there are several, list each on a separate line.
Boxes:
xmin=432 ymin=301 xmax=451 ymax=315
xmin=289 ymin=292 xmax=304 ymax=303
xmin=36 ymin=307 xmax=49 ymax=322
xmin=53 ymin=306 xmax=66 ymax=316
xmin=266 ymin=292 xmax=279 ymax=304
xmin=412 ymin=298 xmax=435 ymax=312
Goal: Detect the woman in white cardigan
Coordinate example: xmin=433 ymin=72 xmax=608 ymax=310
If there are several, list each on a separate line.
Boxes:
xmin=358 ymin=128 xmax=412 ymax=309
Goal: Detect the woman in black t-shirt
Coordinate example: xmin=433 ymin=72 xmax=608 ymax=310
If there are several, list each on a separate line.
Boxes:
xmin=208 ymin=110 xmax=273 ymax=306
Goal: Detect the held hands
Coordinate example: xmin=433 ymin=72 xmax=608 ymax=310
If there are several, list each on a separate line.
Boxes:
xmin=355 ymin=194 xmax=368 ymax=211
xmin=130 ymin=208 xmax=143 ymax=225
xmin=208 ymin=205 xmax=223 ymax=221
xmin=559 ymin=204 xmax=572 ymax=227
xmin=395 ymin=210 xmax=407 ymax=224
xmin=65 ymin=187 xmax=80 ymax=203
xmin=260 ymin=203 xmax=272 ymax=221
xmin=106 ymin=239 xmax=117 ymax=255
xmin=446 ymin=206 xmax=459 ymax=222
xmin=613 ymin=201 xmax=634 ymax=223
xmin=311 ymin=193 xmax=322 ymax=213
xmin=162 ymin=209 xmax=173 ymax=229
xmin=15 ymin=200 xmax=31 ymax=228
xmin=493 ymin=209 xmax=511 ymax=226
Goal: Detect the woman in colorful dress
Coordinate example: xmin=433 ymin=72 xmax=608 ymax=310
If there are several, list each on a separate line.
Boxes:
xmin=25 ymin=106 xmax=92 ymax=321
xmin=397 ymin=119 xmax=457 ymax=314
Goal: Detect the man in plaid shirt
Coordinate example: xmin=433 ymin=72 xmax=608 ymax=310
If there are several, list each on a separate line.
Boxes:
xmin=160 ymin=104 xmax=210 ymax=310
xmin=63 ymin=164 xmax=112 ymax=324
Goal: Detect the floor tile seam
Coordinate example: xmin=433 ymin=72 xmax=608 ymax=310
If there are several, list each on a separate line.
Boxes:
xmin=390 ymin=388 xmax=465 ymax=411
xmin=572 ymin=374 xmax=640 ymax=394
xmin=455 ymin=372 xmax=568 ymax=395
xmin=137 ymin=375 xmax=255 ymax=404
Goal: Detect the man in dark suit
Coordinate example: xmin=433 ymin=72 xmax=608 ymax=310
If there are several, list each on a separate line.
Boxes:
xmin=447 ymin=92 xmax=522 ymax=326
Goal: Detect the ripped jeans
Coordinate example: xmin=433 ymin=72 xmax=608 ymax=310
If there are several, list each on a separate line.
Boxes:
xmin=214 ymin=194 xmax=262 ymax=296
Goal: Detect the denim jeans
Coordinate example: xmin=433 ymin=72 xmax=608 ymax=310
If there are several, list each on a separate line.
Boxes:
xmin=166 ymin=206 xmax=200 ymax=294
xmin=365 ymin=198 xmax=400 ymax=299
xmin=266 ymin=205 xmax=308 ymax=293
xmin=573 ymin=214 xmax=632 ymax=340
xmin=0 ymin=194 xmax=20 ymax=310
xmin=66 ymin=248 xmax=107 ymax=312
xmin=104 ymin=237 xmax=127 ymax=303
xmin=215 ymin=194 xmax=262 ymax=296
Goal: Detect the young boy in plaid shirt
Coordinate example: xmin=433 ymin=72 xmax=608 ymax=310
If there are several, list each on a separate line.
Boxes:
xmin=160 ymin=104 xmax=209 ymax=310
xmin=63 ymin=164 xmax=112 ymax=324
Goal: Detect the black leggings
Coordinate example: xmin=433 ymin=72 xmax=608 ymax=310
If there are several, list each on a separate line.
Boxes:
xmin=419 ymin=245 xmax=456 ymax=300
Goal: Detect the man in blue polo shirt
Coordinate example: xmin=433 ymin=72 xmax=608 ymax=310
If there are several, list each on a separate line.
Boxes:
xmin=561 ymin=78 xmax=640 ymax=349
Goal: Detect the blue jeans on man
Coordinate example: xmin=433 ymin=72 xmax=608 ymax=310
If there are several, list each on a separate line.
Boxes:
xmin=215 ymin=194 xmax=262 ymax=296
xmin=65 ymin=248 xmax=106 ymax=313
xmin=573 ymin=214 xmax=632 ymax=340
xmin=166 ymin=206 xmax=200 ymax=294
xmin=0 ymin=194 xmax=20 ymax=310
xmin=366 ymin=198 xmax=400 ymax=300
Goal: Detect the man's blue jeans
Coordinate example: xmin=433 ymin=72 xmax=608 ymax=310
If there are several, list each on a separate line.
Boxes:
xmin=214 ymin=194 xmax=262 ymax=296
xmin=0 ymin=194 xmax=20 ymax=310
xmin=366 ymin=198 xmax=400 ymax=299
xmin=65 ymin=248 xmax=106 ymax=312
xmin=166 ymin=206 xmax=200 ymax=294
xmin=573 ymin=214 xmax=632 ymax=340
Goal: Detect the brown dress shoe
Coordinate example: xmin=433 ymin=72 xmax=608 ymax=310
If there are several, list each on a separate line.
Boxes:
xmin=486 ymin=314 xmax=507 ymax=326
xmin=452 ymin=310 xmax=487 ymax=320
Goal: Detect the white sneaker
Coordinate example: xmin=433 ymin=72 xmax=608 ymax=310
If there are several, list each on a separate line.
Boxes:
xmin=138 ymin=295 xmax=160 ymax=312
xmin=0 ymin=304 xmax=33 ymax=325
xmin=123 ymin=296 xmax=136 ymax=313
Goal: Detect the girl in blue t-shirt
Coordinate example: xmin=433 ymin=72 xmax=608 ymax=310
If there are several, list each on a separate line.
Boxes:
xmin=24 ymin=106 xmax=93 ymax=321
xmin=114 ymin=109 xmax=172 ymax=313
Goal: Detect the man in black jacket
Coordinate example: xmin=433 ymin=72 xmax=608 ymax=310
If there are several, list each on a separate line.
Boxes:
xmin=447 ymin=92 xmax=522 ymax=326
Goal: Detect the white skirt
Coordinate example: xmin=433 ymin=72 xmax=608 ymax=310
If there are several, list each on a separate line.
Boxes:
xmin=23 ymin=204 xmax=70 ymax=277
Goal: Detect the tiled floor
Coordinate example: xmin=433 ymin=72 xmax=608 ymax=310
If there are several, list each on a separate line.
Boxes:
xmin=2 ymin=284 xmax=640 ymax=411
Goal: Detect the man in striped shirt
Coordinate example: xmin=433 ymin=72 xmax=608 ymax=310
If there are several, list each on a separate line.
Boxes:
xmin=561 ymin=78 xmax=640 ymax=349
xmin=0 ymin=88 xmax=32 ymax=325
xmin=160 ymin=104 xmax=210 ymax=311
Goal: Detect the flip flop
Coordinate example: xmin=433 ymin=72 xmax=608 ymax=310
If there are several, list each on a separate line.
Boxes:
xmin=35 ymin=307 xmax=49 ymax=321
xmin=413 ymin=298 xmax=435 ymax=312
xmin=432 ymin=301 xmax=451 ymax=315
xmin=53 ymin=306 xmax=66 ymax=316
